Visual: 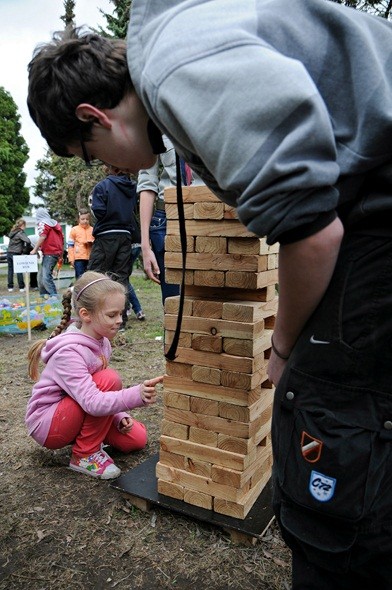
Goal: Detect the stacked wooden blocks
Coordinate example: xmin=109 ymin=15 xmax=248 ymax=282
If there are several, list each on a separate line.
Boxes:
xmin=158 ymin=186 xmax=279 ymax=519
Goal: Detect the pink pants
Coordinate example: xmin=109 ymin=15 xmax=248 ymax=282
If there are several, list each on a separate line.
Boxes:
xmin=44 ymin=368 xmax=147 ymax=457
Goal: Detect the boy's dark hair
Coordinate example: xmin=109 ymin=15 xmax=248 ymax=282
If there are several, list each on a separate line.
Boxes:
xmin=27 ymin=27 xmax=133 ymax=158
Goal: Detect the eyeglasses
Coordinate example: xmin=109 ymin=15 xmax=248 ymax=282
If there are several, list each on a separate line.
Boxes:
xmin=79 ymin=131 xmax=104 ymax=168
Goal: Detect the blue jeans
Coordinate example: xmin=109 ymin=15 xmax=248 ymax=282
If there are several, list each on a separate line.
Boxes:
xmin=74 ymin=259 xmax=89 ymax=279
xmin=150 ymin=209 xmax=179 ymax=304
xmin=40 ymin=255 xmax=59 ymax=295
xmin=128 ymin=245 xmax=142 ymax=315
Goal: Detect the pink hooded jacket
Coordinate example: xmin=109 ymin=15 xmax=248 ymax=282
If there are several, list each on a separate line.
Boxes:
xmin=25 ymin=331 xmax=145 ymax=446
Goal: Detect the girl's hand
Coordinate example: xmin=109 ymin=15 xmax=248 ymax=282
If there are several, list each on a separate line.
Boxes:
xmin=119 ymin=416 xmax=133 ymax=433
xmin=141 ymin=375 xmax=164 ymax=404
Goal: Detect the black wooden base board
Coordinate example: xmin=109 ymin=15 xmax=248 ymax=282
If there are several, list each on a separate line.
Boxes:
xmin=110 ymin=454 xmax=274 ymax=539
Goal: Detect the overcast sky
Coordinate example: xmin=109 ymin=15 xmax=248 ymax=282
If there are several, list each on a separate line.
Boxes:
xmin=0 ymin=0 xmax=114 ymax=192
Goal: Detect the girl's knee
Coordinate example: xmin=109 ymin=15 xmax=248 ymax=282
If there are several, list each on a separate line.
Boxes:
xmin=93 ymin=368 xmax=122 ymax=391
xmin=123 ymin=421 xmax=148 ymax=452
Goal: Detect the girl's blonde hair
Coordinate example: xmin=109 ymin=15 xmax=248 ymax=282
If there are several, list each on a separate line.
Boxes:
xmin=28 ymin=271 xmax=126 ymax=381
xmin=11 ymin=218 xmax=26 ymax=232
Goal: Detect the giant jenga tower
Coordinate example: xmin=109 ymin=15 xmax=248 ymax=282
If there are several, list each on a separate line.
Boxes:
xmin=157 ymin=186 xmax=278 ymax=519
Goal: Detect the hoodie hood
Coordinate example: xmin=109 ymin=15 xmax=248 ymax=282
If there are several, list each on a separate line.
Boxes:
xmin=35 ymin=207 xmax=57 ymax=227
xmin=41 ymin=331 xmax=106 ymax=364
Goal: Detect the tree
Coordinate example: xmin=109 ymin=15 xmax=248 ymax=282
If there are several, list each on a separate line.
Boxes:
xmin=98 ymin=0 xmax=132 ymax=39
xmin=330 ymin=0 xmax=392 ymax=19
xmin=0 ymin=87 xmax=29 ymax=235
xmin=34 ymin=150 xmax=105 ymax=224
xmin=61 ymin=0 xmax=76 ymax=28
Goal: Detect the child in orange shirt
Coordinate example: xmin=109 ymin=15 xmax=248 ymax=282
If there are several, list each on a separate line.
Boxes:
xmin=67 ymin=208 xmax=94 ymax=278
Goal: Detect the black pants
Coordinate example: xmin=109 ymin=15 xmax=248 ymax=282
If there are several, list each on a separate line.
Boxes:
xmin=88 ymin=233 xmax=133 ymax=324
xmin=272 ymin=231 xmax=392 ymax=588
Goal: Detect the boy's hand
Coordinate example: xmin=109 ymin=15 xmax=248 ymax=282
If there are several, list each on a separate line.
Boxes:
xmin=119 ymin=416 xmax=133 ymax=433
xmin=141 ymin=375 xmax=164 ymax=404
xmin=142 ymin=248 xmax=161 ymax=284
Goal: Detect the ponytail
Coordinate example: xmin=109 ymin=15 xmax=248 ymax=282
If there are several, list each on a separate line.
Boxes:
xmin=27 ymin=290 xmax=73 ymax=380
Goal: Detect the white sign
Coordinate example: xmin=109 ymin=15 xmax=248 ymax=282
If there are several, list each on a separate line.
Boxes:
xmin=13 ymin=255 xmax=38 ymax=273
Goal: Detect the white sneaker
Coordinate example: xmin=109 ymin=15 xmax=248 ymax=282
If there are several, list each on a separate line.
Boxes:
xmin=69 ymin=449 xmax=121 ymax=479
xmin=19 ymin=288 xmax=25 ymax=292
xmin=8 ymin=288 xmax=13 ymax=292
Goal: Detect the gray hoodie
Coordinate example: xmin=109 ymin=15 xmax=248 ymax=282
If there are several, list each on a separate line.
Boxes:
xmin=127 ymin=0 xmax=392 ymax=243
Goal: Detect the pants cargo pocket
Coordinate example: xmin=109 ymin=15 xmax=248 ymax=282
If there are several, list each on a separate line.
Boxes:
xmin=273 ymin=368 xmax=392 ymax=527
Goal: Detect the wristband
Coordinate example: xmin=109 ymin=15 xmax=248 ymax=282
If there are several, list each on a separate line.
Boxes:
xmin=271 ymin=335 xmax=290 ymax=360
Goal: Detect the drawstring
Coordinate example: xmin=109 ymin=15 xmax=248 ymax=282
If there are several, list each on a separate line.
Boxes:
xmin=165 ymin=152 xmax=187 ymax=361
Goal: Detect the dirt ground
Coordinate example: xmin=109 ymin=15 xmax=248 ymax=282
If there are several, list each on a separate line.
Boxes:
xmin=0 ymin=269 xmax=291 ymax=590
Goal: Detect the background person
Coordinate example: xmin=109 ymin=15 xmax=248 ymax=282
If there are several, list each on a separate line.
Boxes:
xmin=67 ymin=208 xmax=94 ymax=279
xmin=88 ymin=166 xmax=137 ymax=330
xmin=6 ymin=218 xmax=32 ymax=292
xmin=26 ymin=271 xmax=163 ymax=480
xmin=30 ymin=207 xmax=64 ymax=296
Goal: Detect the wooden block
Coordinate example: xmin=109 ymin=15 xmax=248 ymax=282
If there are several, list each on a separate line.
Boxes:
xmin=268 ymin=253 xmax=278 ymax=269
xmin=156 ymin=462 xmax=250 ymax=502
xmin=165 ymin=252 xmax=268 ymax=273
xmin=190 ymin=397 xmax=219 ymax=416
xmin=165 ymin=362 xmax=193 ymax=379
xmin=195 ymin=236 xmax=227 ymax=254
xmin=222 ymin=301 xmax=269 ymax=323
xmin=164 ymin=314 xmax=265 ymax=341
xmin=164 ymin=346 xmax=264 ymax=374
xmin=225 ymin=269 xmax=278 ymax=290
xmin=165 ymin=269 xmax=194 ymax=285
xmin=189 ymin=426 xmax=218 ymax=447
xmin=223 ymin=330 xmax=272 ymax=358
xmin=227 ymin=237 xmax=279 ymax=255
xmin=161 ymin=419 xmax=189 ymax=440
xmin=121 ymin=493 xmax=152 ymax=513
xmin=213 ymin=464 xmax=271 ymax=518
xmin=163 ymin=375 xmax=264 ymax=405
xmin=185 ymin=284 xmax=277 ymax=302
xmin=217 ymin=434 xmax=255 ymax=455
xmin=159 ymin=435 xmax=256 ymax=470
xmin=157 ymin=479 xmax=184 ymax=500
xmin=163 ymin=407 xmax=251 ymax=439
xmin=159 ymin=450 xmax=187 ymax=470
xmin=223 ymin=205 xmax=238 ymax=220
xmin=164 ymin=296 xmax=193 ymax=316
xmin=167 ymin=219 xmax=255 ymax=238
xmin=212 ymin=442 xmax=272 ymax=488
xmin=192 ymin=335 xmax=223 ymax=354
xmin=193 ymin=270 xmax=225 ymax=287
xmin=219 ymin=388 xmax=274 ymax=422
xmin=184 ymin=457 xmax=212 ymax=478
xmin=165 ymin=202 xmax=194 ymax=219
xmin=165 ymin=185 xmax=221 ymax=204
xmin=192 ymin=299 xmax=223 ymax=318
xmin=193 ymin=201 xmax=225 ymax=220
xmin=183 ymin=489 xmax=213 ymax=510
xmin=164 ymin=330 xmax=192 ymax=348
xmin=191 ymin=365 xmax=221 ymax=385
xmin=165 ymin=234 xmax=195 ymax=253
xmin=220 ymin=366 xmax=268 ymax=391
xmin=163 ymin=391 xmax=191 ymax=410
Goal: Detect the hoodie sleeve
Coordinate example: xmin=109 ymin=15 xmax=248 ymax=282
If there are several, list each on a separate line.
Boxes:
xmin=48 ymin=346 xmax=145 ymax=416
xmin=91 ymin=181 xmax=108 ymax=221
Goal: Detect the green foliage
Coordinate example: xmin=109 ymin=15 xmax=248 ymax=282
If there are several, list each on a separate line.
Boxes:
xmin=0 ymin=87 xmax=29 ymax=235
xmin=34 ymin=150 xmax=106 ymax=224
xmin=98 ymin=0 xmax=132 ymax=39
